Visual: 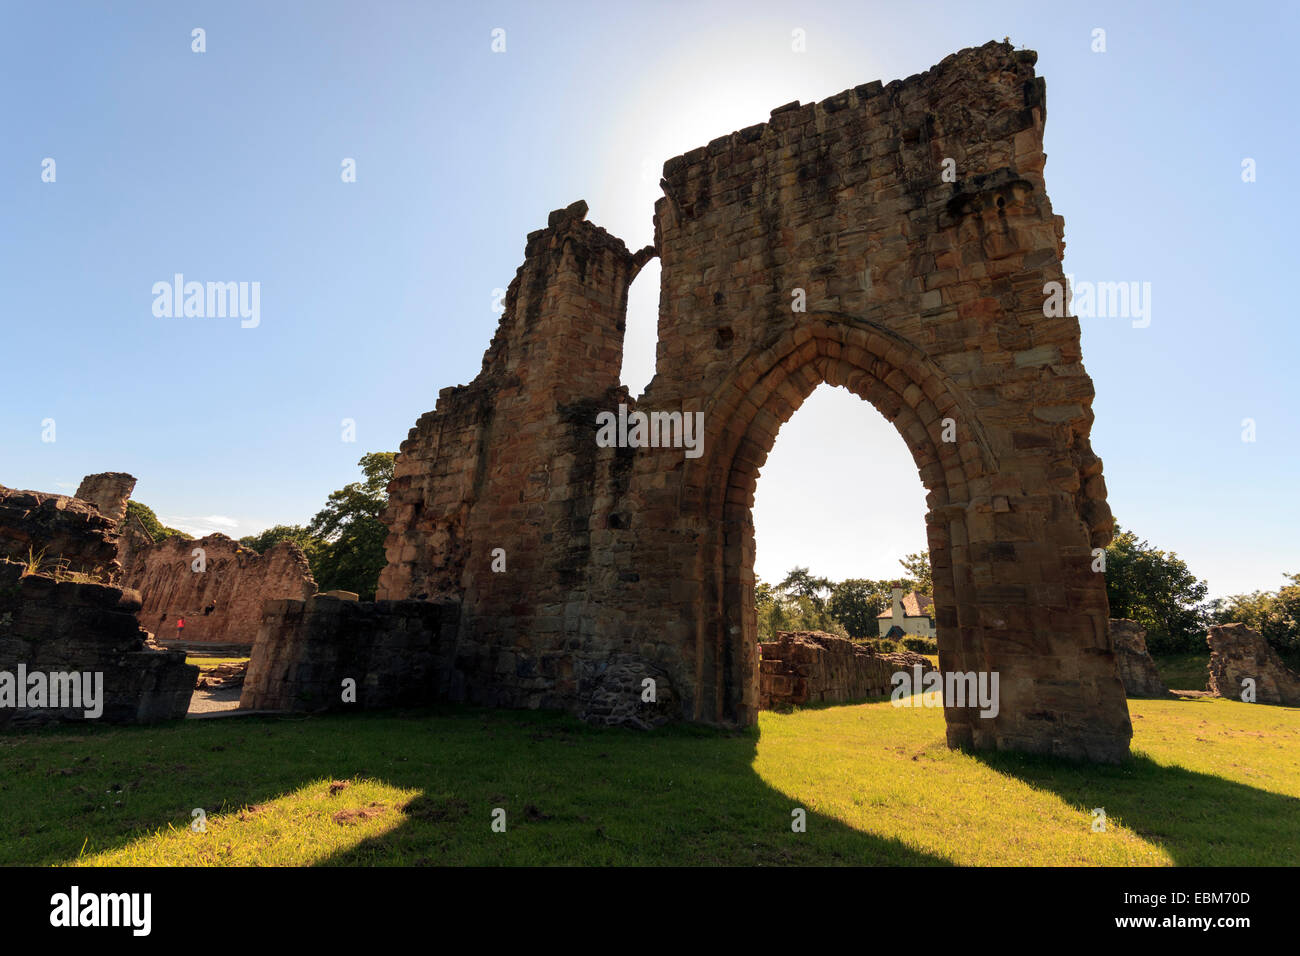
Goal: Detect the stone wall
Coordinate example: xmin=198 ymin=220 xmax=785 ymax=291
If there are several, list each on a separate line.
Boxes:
xmin=116 ymin=510 xmax=155 ymax=582
xmin=123 ymin=533 xmax=317 ymax=646
xmin=1109 ymin=619 xmax=1167 ymax=698
xmin=240 ymin=595 xmax=460 ymax=712
xmin=373 ymin=42 xmax=1132 ymax=761
xmin=74 ymin=472 xmax=137 ymax=527
xmin=0 ymin=485 xmax=122 ymax=583
xmin=758 ymin=631 xmax=936 ymax=708
xmin=0 ymin=560 xmax=195 ymax=727
xmin=1206 ymin=623 xmax=1300 ymax=706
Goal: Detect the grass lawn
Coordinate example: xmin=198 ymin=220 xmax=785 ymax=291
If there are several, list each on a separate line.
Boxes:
xmin=0 ymin=695 xmax=1295 ymax=866
xmin=1153 ymin=654 xmax=1210 ymax=691
xmin=184 ymin=656 xmax=250 ymax=671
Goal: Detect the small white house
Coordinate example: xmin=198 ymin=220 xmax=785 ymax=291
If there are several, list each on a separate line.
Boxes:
xmin=877 ymin=587 xmax=936 ymax=639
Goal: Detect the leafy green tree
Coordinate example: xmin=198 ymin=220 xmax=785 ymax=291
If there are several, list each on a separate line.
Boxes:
xmin=1210 ymin=573 xmax=1300 ymax=652
xmin=125 ymin=500 xmax=190 ymax=541
xmin=306 ymin=452 xmax=395 ymax=600
xmin=897 ymin=550 xmax=932 ymax=596
xmin=1103 ymin=522 xmax=1209 ymax=653
xmin=786 ymin=594 xmax=847 ymax=637
xmin=239 ymin=524 xmax=320 ymax=561
xmin=755 ymin=573 xmax=846 ymax=640
xmin=828 ymin=578 xmax=892 ymax=639
xmin=755 ymin=579 xmax=787 ymax=642
xmin=778 ymin=566 xmax=832 ymax=610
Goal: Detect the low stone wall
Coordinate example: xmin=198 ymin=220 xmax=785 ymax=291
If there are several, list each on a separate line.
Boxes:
xmin=0 ymin=485 xmax=122 ymax=583
xmin=0 ymin=560 xmax=196 ymax=728
xmin=241 ymin=595 xmax=460 ymax=712
xmin=124 ymin=533 xmax=316 ymax=646
xmin=1109 ymin=619 xmax=1167 ymax=697
xmin=1207 ymin=623 xmax=1300 ymax=706
xmin=759 ymin=630 xmax=936 ymax=709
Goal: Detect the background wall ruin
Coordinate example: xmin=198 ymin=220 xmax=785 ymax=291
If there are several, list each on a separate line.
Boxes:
xmin=124 ymin=533 xmax=317 ymax=646
xmin=1206 ymin=623 xmax=1300 ymax=706
xmin=758 ymin=631 xmax=936 ymax=709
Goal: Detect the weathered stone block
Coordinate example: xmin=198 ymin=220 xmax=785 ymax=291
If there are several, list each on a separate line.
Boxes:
xmin=1207 ymin=623 xmax=1300 ymax=706
xmin=1108 ymin=619 xmax=1167 ymax=698
xmin=0 ymin=560 xmax=195 ymax=728
xmin=240 ymin=595 xmax=460 ymax=712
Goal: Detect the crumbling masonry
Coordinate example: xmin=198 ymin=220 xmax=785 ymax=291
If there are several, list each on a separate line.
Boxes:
xmin=363 ymin=42 xmax=1133 ymax=761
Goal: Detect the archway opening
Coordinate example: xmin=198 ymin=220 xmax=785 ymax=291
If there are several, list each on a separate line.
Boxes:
xmin=751 ymin=382 xmax=932 ymax=651
xmin=700 ymin=321 xmax=980 ymax=746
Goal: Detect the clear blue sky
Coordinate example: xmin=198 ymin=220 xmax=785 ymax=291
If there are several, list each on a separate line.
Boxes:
xmin=2 ymin=1 xmax=1295 ymax=598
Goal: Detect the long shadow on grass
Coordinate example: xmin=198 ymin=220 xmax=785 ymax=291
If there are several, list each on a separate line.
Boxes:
xmin=971 ymin=750 xmax=1300 ymax=866
xmin=7 ymin=706 xmax=947 ymax=867
xmin=314 ymin=709 xmax=948 ymax=867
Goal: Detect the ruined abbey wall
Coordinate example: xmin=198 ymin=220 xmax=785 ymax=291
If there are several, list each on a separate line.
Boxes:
xmin=124 ymin=533 xmax=317 ymax=645
xmin=73 ymin=473 xmax=136 ymax=527
xmin=0 ymin=560 xmax=195 ymax=727
xmin=758 ymin=631 xmax=936 ymax=709
xmin=375 ymin=41 xmax=1132 ymax=762
xmin=0 ymin=485 xmax=123 ymax=583
xmin=241 ymin=594 xmax=459 ymax=711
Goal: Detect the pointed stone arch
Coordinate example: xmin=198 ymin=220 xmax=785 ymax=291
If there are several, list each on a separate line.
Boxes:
xmin=374 ymin=42 xmax=1134 ymax=763
xmin=697 ymin=313 xmax=991 ymax=742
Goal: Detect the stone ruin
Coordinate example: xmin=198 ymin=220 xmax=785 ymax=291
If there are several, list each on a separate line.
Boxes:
xmin=73 ymin=472 xmax=136 ymax=528
xmin=8 ymin=43 xmax=1143 ymax=761
xmin=1206 ymin=623 xmax=1300 ymax=706
xmin=1108 ymin=619 xmax=1167 ymax=698
xmin=758 ymin=631 xmax=936 ymax=709
xmin=0 ymin=560 xmax=196 ymax=727
xmin=0 ymin=472 xmax=315 ymax=725
xmin=241 ymin=594 xmax=458 ymax=712
xmin=353 ymin=41 xmax=1133 ymax=762
xmin=0 ymin=473 xmax=197 ymax=727
xmin=0 ymin=484 xmax=124 ymax=583
xmin=123 ymin=532 xmax=316 ymax=648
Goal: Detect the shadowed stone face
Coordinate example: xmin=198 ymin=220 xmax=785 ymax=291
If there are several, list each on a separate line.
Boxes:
xmin=373 ymin=41 xmax=1132 ymax=762
xmin=1109 ymin=619 xmax=1167 ymax=698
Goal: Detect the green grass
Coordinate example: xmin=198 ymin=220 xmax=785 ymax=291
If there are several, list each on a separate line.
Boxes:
xmin=0 ymin=695 xmax=1295 ymax=866
xmin=184 ymin=656 xmax=249 ymax=671
xmin=1153 ymin=654 xmax=1210 ymax=691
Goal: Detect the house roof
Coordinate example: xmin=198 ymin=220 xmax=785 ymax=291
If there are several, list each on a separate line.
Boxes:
xmin=877 ymin=591 xmax=934 ymax=618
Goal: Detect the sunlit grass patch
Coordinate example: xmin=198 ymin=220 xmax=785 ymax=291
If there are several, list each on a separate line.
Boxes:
xmin=74 ymin=777 xmax=418 ymax=866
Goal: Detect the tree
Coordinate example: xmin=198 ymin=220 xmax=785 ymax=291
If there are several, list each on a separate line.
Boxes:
xmin=125 ymin=500 xmax=190 ymax=541
xmin=755 ymin=579 xmax=786 ymax=642
xmin=1210 ymin=572 xmax=1300 ymax=653
xmin=897 ymin=551 xmax=932 ymax=596
xmin=1103 ymin=522 xmax=1209 ymax=653
xmin=238 ymin=524 xmax=319 ymax=562
xmin=755 ymin=571 xmax=847 ymax=640
xmin=306 ymin=452 xmax=395 ymax=600
xmin=778 ymin=566 xmax=832 ymax=610
xmin=828 ymin=578 xmax=892 ymax=639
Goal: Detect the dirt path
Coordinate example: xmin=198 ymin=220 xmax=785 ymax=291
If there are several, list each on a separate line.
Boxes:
xmin=188 ymin=684 xmax=242 ymax=715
